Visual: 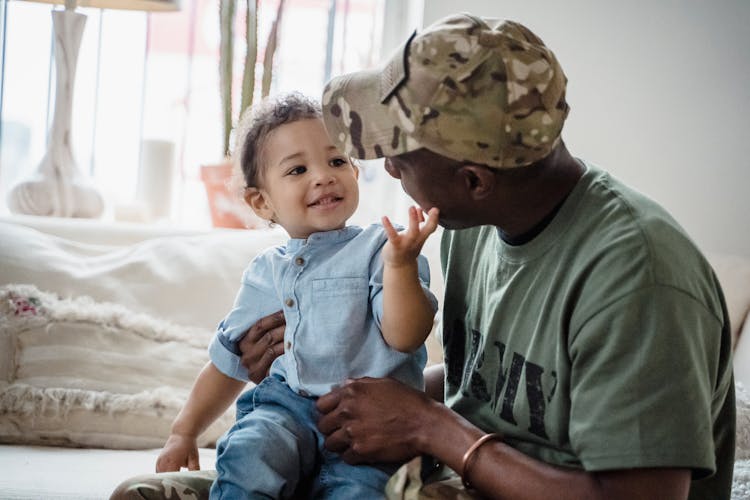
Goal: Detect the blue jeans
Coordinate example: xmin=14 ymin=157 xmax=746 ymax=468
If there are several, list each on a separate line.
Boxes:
xmin=210 ymin=375 xmax=397 ymax=499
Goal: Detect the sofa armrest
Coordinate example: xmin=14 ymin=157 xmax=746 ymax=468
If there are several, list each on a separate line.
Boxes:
xmin=707 ymin=253 xmax=750 ymax=347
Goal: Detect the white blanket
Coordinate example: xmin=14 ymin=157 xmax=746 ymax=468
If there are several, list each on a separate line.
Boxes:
xmin=734 ymin=461 xmax=750 ymax=500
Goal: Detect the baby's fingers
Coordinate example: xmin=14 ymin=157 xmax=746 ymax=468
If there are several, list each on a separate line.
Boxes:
xmin=406 ymin=206 xmax=422 ymax=236
xmin=382 ymin=215 xmax=399 ymax=241
xmin=421 ymin=207 xmax=440 ymax=236
xmin=187 ymin=452 xmax=201 ymax=471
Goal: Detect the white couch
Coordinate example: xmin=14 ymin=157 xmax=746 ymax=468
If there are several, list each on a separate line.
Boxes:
xmin=0 ymin=215 xmax=444 ymax=499
xmin=0 ymin=215 xmax=748 ymax=499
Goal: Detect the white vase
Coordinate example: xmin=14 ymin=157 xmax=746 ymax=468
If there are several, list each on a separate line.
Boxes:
xmin=7 ymin=9 xmax=104 ymax=218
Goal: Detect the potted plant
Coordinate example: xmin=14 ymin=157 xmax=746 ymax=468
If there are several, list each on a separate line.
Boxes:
xmin=202 ymin=0 xmax=285 ymax=228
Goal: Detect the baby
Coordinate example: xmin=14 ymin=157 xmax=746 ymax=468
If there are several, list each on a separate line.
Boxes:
xmin=156 ymin=92 xmax=439 ymax=499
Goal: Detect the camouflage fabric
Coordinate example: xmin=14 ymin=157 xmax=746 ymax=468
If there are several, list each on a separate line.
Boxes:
xmin=108 ymin=462 xmax=478 ymax=500
xmin=385 ymin=457 xmax=481 ymax=500
xmin=322 ymin=13 xmax=569 ymax=169
xmin=109 ymin=470 xmax=216 ymax=500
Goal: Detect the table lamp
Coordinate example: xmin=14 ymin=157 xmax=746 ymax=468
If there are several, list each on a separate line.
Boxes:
xmin=7 ymin=0 xmax=180 ymax=218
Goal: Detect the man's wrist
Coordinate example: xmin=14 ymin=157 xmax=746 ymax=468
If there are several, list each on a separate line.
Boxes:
xmin=415 ymin=399 xmax=487 ymax=471
xmin=413 ymin=397 xmax=451 ymax=456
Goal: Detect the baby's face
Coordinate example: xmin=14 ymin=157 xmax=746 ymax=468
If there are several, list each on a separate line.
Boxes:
xmin=257 ymin=118 xmax=359 ymax=239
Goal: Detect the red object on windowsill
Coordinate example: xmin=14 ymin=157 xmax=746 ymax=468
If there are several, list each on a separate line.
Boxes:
xmin=200 ymin=161 xmax=260 ymax=229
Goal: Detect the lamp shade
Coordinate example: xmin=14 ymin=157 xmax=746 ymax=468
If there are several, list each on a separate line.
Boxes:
xmin=17 ymin=0 xmax=180 ymax=12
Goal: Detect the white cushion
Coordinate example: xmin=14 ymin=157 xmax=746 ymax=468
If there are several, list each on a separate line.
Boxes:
xmin=0 ymin=284 xmax=234 ymax=449
xmin=0 ymin=221 xmax=286 ymax=331
xmin=0 ymin=221 xmax=285 ymax=449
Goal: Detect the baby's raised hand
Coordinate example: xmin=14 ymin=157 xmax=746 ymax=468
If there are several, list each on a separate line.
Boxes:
xmin=382 ymin=206 xmax=439 ymax=267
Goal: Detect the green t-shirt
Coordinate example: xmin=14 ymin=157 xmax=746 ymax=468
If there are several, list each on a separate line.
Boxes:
xmin=440 ymin=164 xmax=734 ymax=499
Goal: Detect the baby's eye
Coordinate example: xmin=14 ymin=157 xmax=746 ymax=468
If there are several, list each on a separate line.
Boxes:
xmin=330 ymin=157 xmax=348 ymax=167
xmin=288 ymin=166 xmax=307 ymax=175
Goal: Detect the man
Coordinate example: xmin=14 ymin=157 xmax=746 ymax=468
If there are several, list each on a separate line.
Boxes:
xmin=112 ymin=12 xmax=734 ymax=500
xmin=315 ymin=12 xmax=734 ymax=500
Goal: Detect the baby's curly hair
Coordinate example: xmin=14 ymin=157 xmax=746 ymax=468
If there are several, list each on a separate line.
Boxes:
xmin=234 ymin=92 xmax=322 ymax=188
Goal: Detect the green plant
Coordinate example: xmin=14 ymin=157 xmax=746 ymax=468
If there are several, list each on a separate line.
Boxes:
xmin=219 ymin=0 xmax=285 ymax=157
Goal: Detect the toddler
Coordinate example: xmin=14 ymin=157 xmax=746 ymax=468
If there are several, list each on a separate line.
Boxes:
xmin=156 ymin=92 xmax=439 ymax=499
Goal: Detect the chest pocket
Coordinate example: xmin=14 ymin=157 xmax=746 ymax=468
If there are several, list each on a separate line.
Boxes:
xmin=304 ymin=277 xmax=370 ymax=383
xmin=309 ymin=276 xmax=370 ymax=348
xmin=297 ymin=277 xmax=370 ymax=384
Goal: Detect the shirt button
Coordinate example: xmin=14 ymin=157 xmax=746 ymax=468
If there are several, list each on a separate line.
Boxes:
xmin=285 ymin=298 xmax=295 ymax=308
xmin=295 ymin=257 xmax=305 ymax=266
xmin=298 ymin=390 xmax=309 ymax=397
xmin=285 ymin=341 xmax=292 ymax=349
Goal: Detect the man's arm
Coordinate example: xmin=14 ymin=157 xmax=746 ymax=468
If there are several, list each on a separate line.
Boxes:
xmin=380 ymin=206 xmax=439 ymax=352
xmin=316 ymin=377 xmax=691 ymax=500
xmin=423 ymin=362 xmax=445 ymax=402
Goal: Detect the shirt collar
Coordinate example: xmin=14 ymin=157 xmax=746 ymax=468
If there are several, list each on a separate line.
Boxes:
xmin=286 ymin=225 xmax=362 ymax=252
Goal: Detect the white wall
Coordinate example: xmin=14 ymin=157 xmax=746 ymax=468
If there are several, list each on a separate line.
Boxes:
xmin=422 ymin=0 xmax=750 ymax=256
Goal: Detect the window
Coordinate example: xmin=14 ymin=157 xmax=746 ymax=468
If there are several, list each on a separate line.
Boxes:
xmin=0 ymin=0 xmax=416 ymax=227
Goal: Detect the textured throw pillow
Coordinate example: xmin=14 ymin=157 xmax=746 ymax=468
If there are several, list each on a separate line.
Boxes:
xmin=0 ymin=284 xmax=237 ymax=449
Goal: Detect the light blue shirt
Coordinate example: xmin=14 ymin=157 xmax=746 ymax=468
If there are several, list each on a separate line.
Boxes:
xmin=209 ymin=224 xmax=438 ymax=396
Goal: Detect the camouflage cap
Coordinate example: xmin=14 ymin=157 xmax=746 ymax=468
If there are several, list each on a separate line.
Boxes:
xmin=322 ymin=13 xmax=569 ymax=168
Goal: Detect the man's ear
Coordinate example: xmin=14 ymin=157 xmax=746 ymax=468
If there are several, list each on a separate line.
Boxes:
xmin=457 ymin=164 xmax=496 ymax=200
xmin=244 ymin=187 xmax=275 ymax=220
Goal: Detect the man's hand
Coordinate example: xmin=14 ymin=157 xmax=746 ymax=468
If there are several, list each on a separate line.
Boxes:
xmin=237 ymin=310 xmax=285 ymax=384
xmin=316 ymin=377 xmax=437 ymax=464
xmin=156 ymin=434 xmax=200 ymax=472
xmin=382 ymin=206 xmax=439 ymax=267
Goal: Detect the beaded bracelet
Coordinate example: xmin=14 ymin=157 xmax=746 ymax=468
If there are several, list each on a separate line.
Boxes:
xmin=461 ymin=433 xmax=503 ymax=490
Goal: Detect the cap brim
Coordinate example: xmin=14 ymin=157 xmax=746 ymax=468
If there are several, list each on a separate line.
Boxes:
xmin=322 ymin=66 xmax=419 ymax=161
